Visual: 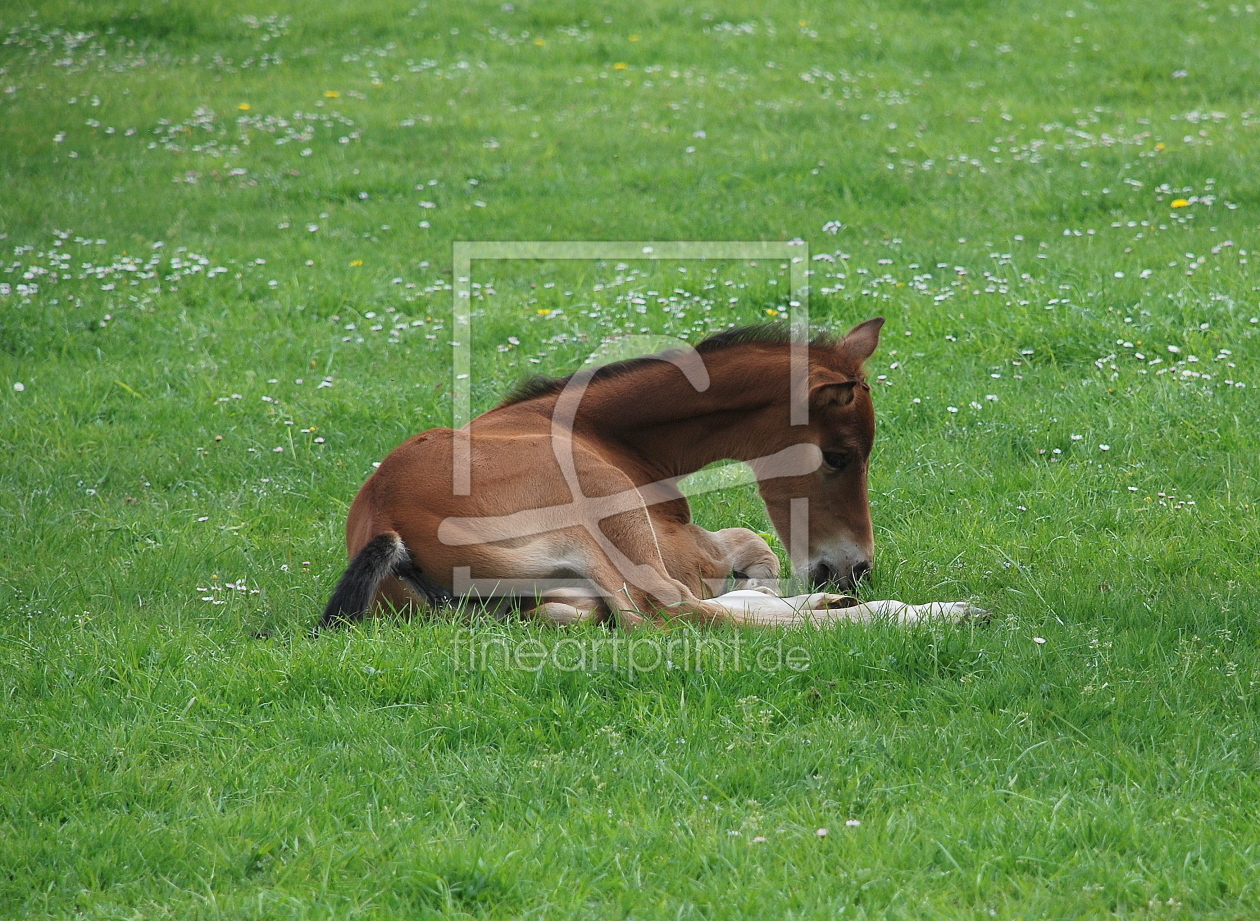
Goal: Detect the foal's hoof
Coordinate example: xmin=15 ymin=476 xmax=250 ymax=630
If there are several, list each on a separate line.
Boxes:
xmin=922 ymin=601 xmax=991 ymax=624
xmin=816 ymin=593 xmax=860 ymax=610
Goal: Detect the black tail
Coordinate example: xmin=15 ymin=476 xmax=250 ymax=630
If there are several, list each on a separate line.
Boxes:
xmin=316 ymin=532 xmax=451 ymax=632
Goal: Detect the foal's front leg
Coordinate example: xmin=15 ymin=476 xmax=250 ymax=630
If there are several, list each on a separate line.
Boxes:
xmin=706 ymin=591 xmax=988 ymax=627
xmin=842 ymin=599 xmax=989 ymax=624
xmin=713 ymin=527 xmax=781 ymax=592
xmin=670 ymin=524 xmax=782 ymax=596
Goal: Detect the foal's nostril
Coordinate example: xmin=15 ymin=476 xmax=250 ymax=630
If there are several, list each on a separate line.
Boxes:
xmin=809 ymin=563 xmax=837 ymax=590
xmin=810 ymin=560 xmax=871 ymax=591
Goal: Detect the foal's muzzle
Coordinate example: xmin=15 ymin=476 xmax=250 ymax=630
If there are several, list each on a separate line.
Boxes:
xmin=810 ymin=560 xmax=872 ymax=592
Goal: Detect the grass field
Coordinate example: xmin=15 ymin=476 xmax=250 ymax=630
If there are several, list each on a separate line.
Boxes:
xmin=3 ymin=0 xmax=1260 ymax=916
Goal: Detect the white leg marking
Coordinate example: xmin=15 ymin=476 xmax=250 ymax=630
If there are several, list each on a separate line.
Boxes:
xmin=710 ymin=591 xmax=988 ymax=627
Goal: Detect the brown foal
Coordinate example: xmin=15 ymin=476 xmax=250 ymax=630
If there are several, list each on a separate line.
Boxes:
xmin=319 ymin=317 xmax=983 ymax=630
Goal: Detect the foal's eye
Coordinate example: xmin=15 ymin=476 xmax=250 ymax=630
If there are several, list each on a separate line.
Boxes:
xmin=822 ymin=452 xmax=853 ymax=471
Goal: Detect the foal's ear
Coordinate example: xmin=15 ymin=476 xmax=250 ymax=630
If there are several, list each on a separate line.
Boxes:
xmin=838 ymin=317 xmax=885 ymax=364
xmin=810 ymin=378 xmax=859 ymax=409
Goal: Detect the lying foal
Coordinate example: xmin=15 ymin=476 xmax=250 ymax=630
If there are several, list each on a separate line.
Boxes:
xmin=319 ymin=318 xmax=984 ymax=630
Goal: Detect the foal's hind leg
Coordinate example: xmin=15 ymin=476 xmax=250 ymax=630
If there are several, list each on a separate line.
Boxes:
xmin=523 ymin=587 xmax=610 ymax=626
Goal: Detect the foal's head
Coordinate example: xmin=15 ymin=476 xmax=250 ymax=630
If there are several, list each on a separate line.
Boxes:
xmin=758 ymin=317 xmax=883 ymax=591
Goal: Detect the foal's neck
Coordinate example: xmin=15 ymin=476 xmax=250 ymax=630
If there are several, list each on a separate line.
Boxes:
xmin=573 ymin=346 xmax=796 ymax=477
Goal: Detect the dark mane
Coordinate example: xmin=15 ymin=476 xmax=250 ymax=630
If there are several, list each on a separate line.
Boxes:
xmin=498 ymin=324 xmax=839 ymax=408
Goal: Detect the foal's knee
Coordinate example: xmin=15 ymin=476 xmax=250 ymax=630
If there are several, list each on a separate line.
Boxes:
xmin=717 ymin=527 xmax=780 ymax=579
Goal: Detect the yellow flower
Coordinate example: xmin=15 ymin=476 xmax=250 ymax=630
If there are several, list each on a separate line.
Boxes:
xmin=613 ymin=62 xmax=628 ymax=70
xmin=1154 ymin=142 xmax=1165 ymax=151
xmin=765 ymin=308 xmax=780 ymax=316
xmin=1171 ymin=199 xmax=1190 ymax=208
xmin=324 ymin=90 xmax=340 ymax=98
xmin=238 ymin=103 xmax=251 ymax=110
xmin=534 ymin=38 xmax=545 ymax=46
xmin=629 ymin=34 xmax=640 ymax=42
xmin=350 ymin=259 xmax=363 ymax=267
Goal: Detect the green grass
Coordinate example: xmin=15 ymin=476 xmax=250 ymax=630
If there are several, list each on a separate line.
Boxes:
xmin=2 ymin=0 xmax=1260 ymax=916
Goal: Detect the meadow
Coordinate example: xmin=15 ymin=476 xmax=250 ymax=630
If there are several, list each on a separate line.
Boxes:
xmin=2 ymin=0 xmax=1260 ymax=916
